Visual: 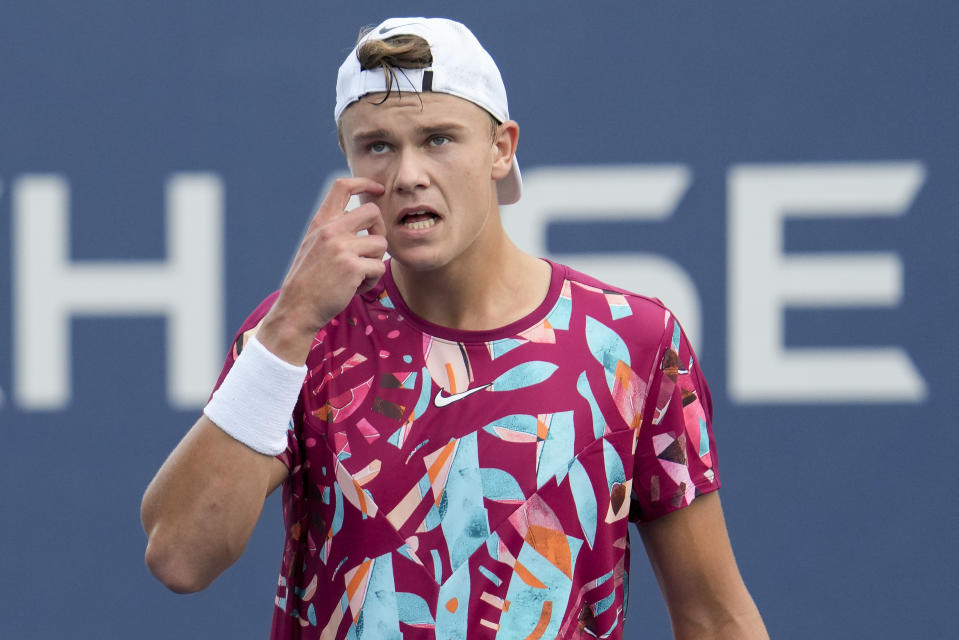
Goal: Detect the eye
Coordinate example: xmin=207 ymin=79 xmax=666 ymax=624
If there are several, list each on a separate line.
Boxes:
xmin=368 ymin=141 xmax=390 ymax=154
xmin=428 ymin=135 xmax=450 ymax=147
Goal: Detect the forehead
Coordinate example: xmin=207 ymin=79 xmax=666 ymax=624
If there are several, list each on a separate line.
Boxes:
xmin=339 ymin=91 xmax=491 ymax=138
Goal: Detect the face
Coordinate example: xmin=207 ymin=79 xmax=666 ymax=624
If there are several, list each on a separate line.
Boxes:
xmin=339 ymin=91 xmax=517 ymax=273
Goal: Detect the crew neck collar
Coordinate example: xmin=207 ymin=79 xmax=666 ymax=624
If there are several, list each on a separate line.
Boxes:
xmin=380 ymin=259 xmax=565 ymax=343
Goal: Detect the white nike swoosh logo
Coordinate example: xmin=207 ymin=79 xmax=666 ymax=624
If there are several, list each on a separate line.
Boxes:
xmin=433 ymin=384 xmax=491 ymax=408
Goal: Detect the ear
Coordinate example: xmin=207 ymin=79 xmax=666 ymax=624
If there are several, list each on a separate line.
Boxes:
xmin=490 ymin=120 xmax=520 ymax=181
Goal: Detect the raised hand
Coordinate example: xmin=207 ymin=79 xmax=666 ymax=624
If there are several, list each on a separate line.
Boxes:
xmin=256 ymin=177 xmax=388 ymax=364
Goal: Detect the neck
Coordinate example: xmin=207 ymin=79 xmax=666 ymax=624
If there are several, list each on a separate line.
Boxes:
xmin=390 ymin=239 xmax=551 ymax=332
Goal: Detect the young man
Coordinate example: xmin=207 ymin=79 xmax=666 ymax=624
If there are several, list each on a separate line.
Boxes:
xmin=141 ymin=17 xmax=768 ymax=640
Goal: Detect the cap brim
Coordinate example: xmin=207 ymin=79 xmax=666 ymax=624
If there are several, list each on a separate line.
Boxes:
xmin=497 ymin=156 xmax=522 ymax=205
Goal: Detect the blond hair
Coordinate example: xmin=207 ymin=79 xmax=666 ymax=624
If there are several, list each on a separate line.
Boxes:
xmin=356 ymin=30 xmax=434 ymax=99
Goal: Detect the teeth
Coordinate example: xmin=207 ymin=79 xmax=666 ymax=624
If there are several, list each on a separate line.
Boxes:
xmin=404 ymin=215 xmax=437 ymax=230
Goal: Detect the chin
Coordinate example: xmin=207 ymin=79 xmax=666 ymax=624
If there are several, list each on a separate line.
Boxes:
xmin=388 ymin=248 xmax=451 ymax=274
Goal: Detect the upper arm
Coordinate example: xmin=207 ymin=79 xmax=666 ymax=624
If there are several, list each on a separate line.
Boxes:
xmin=638 ymin=491 xmax=768 ymax=639
xmin=141 ymin=416 xmax=289 ymax=592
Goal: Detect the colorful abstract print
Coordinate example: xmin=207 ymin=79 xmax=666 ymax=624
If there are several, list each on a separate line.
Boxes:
xmin=218 ymin=262 xmax=719 ymax=640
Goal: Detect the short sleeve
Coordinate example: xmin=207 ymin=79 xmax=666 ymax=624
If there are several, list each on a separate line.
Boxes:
xmin=207 ymin=291 xmax=302 ymax=471
xmin=630 ymin=313 xmax=720 ymax=522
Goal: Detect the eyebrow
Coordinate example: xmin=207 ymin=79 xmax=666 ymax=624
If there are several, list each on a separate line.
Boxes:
xmin=350 ymin=128 xmax=391 ymax=146
xmin=349 ymin=122 xmax=469 ymax=146
xmin=416 ymin=122 xmax=468 ymax=137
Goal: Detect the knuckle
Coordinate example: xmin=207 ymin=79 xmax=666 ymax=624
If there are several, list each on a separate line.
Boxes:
xmin=333 ymin=247 xmax=354 ymax=265
xmin=315 ymin=224 xmax=337 ymax=243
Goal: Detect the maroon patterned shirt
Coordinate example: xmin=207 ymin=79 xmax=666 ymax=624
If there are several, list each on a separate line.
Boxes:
xmin=213 ymin=261 xmax=719 ymax=639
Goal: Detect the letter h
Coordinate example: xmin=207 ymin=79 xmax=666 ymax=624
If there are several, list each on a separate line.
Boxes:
xmin=12 ymin=174 xmax=224 ymax=410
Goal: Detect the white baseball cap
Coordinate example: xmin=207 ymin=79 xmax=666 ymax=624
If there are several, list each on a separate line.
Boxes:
xmin=335 ymin=17 xmax=522 ymax=205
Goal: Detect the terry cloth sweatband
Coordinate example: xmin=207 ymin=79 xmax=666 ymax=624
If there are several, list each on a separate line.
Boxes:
xmin=203 ymin=334 xmax=306 ymax=456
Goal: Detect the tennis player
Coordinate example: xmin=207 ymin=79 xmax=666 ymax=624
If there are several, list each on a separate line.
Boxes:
xmin=142 ymin=17 xmax=768 ymax=639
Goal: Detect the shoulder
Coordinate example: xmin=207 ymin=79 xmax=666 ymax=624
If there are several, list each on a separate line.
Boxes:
xmin=556 ymin=262 xmax=669 ymax=309
xmin=552 ymin=260 xmax=676 ymax=332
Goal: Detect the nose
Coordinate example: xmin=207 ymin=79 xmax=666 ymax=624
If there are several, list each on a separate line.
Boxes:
xmin=392 ymin=148 xmax=430 ymax=195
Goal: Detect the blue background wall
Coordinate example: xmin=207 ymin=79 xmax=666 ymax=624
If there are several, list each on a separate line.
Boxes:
xmin=2 ymin=1 xmax=956 ymax=638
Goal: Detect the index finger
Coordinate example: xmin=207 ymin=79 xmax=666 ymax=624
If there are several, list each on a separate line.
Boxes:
xmin=316 ymin=177 xmax=385 ymax=223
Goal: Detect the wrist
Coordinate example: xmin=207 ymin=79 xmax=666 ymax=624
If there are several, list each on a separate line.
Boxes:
xmin=256 ymin=306 xmax=328 ymax=366
xmin=203 ymin=334 xmax=307 ymax=456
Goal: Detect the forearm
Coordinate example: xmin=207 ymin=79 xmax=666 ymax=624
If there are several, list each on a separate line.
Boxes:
xmin=670 ymin=591 xmax=769 ymax=640
xmin=141 ymin=416 xmax=285 ymax=593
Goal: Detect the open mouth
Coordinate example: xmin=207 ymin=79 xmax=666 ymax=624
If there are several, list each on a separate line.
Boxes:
xmin=401 ymin=210 xmax=439 ymax=230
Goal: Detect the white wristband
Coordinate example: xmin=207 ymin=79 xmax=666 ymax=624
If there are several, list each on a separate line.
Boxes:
xmin=203 ymin=334 xmax=307 ymax=456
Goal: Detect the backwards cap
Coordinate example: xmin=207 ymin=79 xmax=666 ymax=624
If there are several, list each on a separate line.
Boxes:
xmin=335 ymin=17 xmax=522 ymax=205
